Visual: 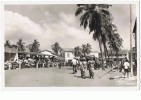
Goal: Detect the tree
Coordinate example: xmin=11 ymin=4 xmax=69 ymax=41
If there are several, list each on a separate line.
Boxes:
xmin=85 ymin=43 xmax=92 ymax=55
xmin=74 ymin=46 xmax=82 ymax=57
xmin=29 ymin=39 xmax=40 ymax=52
xmin=5 ymin=40 xmax=11 ymax=48
xmin=81 ymin=44 xmax=87 ymax=56
xmin=16 ymin=39 xmax=25 ymax=51
xmin=75 ymin=4 xmax=113 ymax=69
xmin=51 ymin=42 xmax=61 ymax=55
xmin=108 ymin=33 xmax=123 ymax=64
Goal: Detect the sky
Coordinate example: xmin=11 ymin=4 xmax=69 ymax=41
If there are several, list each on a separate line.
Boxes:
xmin=4 ymin=4 xmax=136 ymax=52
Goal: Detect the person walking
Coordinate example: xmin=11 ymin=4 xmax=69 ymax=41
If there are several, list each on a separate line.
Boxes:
xmin=88 ymin=60 xmax=95 ymax=79
xmin=80 ymin=60 xmax=86 ymax=79
xmin=80 ymin=61 xmax=84 ymax=78
xmin=72 ymin=59 xmax=77 ymax=74
xmin=58 ymin=61 xmax=62 ymax=69
xmin=82 ymin=59 xmax=87 ymax=79
xmin=123 ymin=59 xmax=130 ymax=78
xmin=119 ymin=60 xmax=124 ymax=72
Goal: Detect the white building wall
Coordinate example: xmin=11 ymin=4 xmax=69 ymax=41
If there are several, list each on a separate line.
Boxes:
xmin=65 ymin=52 xmax=74 ymax=62
xmin=89 ymin=52 xmax=99 ymax=58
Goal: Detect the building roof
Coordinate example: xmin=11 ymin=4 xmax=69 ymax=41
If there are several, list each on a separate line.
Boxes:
xmin=63 ymin=48 xmax=74 ymax=52
xmin=40 ymin=49 xmax=53 ymax=53
xmin=5 ymin=46 xmax=17 ymax=53
xmin=18 ymin=51 xmax=45 ymax=56
xmin=40 ymin=49 xmax=57 ymax=55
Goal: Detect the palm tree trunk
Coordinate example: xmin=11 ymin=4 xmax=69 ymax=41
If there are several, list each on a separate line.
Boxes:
xmin=104 ymin=43 xmax=110 ymax=67
xmin=111 ymin=49 xmax=113 ymax=67
xmin=116 ymin=51 xmax=118 ymax=65
xmin=104 ymin=47 xmax=107 ymax=67
xmin=103 ymin=41 xmax=110 ymax=68
xmin=98 ymin=36 xmax=104 ymax=70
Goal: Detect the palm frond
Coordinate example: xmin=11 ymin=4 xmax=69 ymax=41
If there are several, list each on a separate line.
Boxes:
xmin=75 ymin=7 xmax=83 ymax=16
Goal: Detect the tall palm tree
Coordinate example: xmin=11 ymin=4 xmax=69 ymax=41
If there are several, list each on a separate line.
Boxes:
xmin=102 ymin=23 xmax=117 ymax=67
xmin=75 ymin=4 xmax=113 ymax=69
xmin=108 ymin=33 xmax=123 ymax=64
xmin=16 ymin=39 xmax=25 ymax=51
xmin=5 ymin=40 xmax=11 ymax=48
xmin=29 ymin=39 xmax=40 ymax=52
xmin=74 ymin=46 xmax=82 ymax=57
xmin=51 ymin=42 xmax=61 ymax=55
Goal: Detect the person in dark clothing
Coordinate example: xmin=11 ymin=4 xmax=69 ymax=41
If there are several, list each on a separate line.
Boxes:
xmin=88 ymin=60 xmax=95 ymax=79
xmin=58 ymin=61 xmax=62 ymax=69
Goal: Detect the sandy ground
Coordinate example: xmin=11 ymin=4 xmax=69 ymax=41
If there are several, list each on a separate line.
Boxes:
xmin=5 ymin=66 xmax=137 ymax=87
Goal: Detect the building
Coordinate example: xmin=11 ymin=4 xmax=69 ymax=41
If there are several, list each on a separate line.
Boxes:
xmin=5 ymin=46 xmax=18 ymax=62
xmin=99 ymin=49 xmax=129 ymax=61
xmin=40 ymin=50 xmax=55 ymax=57
xmin=60 ymin=48 xmax=99 ymax=62
xmin=89 ymin=51 xmax=99 ymax=58
xmin=60 ymin=48 xmax=74 ymax=62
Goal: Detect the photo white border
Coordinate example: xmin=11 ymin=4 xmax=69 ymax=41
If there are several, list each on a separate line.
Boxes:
xmin=0 ymin=0 xmax=140 ymax=91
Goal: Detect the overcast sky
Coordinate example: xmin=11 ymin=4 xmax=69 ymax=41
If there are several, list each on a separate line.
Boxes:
xmin=4 ymin=4 xmax=136 ymax=51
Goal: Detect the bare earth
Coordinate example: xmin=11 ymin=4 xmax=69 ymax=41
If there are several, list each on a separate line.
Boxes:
xmin=5 ymin=66 xmax=137 ymax=87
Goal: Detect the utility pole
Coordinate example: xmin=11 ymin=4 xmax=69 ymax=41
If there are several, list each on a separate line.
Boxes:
xmin=130 ymin=4 xmax=133 ymax=76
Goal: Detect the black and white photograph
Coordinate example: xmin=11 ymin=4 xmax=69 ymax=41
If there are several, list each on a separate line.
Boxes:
xmin=4 ymin=3 xmax=138 ymax=88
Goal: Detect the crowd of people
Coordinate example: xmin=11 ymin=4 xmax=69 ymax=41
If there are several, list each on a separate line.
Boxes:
xmin=5 ymin=54 xmax=136 ymax=79
xmin=71 ymin=57 xmax=135 ymax=79
xmin=71 ymin=57 xmax=100 ymax=79
xmin=4 ymin=55 xmax=65 ymax=70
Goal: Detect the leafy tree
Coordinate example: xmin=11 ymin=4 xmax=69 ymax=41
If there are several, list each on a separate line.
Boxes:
xmin=5 ymin=40 xmax=11 ymax=48
xmin=29 ymin=39 xmax=40 ymax=52
xmin=74 ymin=46 xmax=82 ymax=57
xmin=51 ymin=42 xmax=61 ymax=55
xmin=16 ymin=39 xmax=25 ymax=51
xmin=85 ymin=43 xmax=92 ymax=55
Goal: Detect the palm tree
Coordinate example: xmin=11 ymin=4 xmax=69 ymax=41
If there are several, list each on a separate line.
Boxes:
xmin=102 ymin=23 xmax=117 ymax=67
xmin=75 ymin=4 xmax=113 ymax=69
xmin=74 ymin=46 xmax=82 ymax=57
xmin=16 ymin=39 xmax=25 ymax=51
xmin=108 ymin=33 xmax=123 ymax=64
xmin=29 ymin=39 xmax=40 ymax=52
xmin=51 ymin=42 xmax=61 ymax=55
xmin=85 ymin=43 xmax=92 ymax=55
xmin=81 ymin=44 xmax=87 ymax=56
xmin=5 ymin=40 xmax=11 ymax=48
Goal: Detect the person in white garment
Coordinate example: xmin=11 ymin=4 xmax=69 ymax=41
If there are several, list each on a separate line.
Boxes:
xmin=72 ymin=59 xmax=77 ymax=74
xmin=123 ymin=59 xmax=130 ymax=78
